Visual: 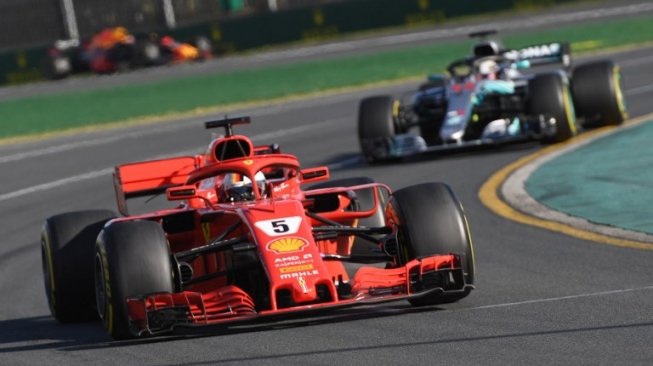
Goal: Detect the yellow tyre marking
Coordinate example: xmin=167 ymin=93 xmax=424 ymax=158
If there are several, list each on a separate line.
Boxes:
xmin=612 ymin=65 xmax=628 ymax=120
xmin=42 ymin=232 xmax=56 ymax=309
xmin=479 ymin=113 xmax=653 ymax=251
xmin=97 ymin=243 xmax=115 ymax=335
xmin=392 ymin=99 xmax=400 ymax=118
xmin=461 ymin=207 xmax=476 ymax=276
xmin=562 ymin=84 xmax=577 ymax=136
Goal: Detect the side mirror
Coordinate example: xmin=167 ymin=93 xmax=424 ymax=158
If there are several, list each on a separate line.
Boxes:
xmin=166 ymin=185 xmax=197 ymax=201
xmin=300 ymin=166 xmax=330 ymax=184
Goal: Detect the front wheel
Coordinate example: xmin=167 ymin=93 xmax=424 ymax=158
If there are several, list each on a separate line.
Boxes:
xmin=388 ymin=183 xmax=475 ymax=305
xmin=95 ymin=220 xmax=174 ymax=340
xmin=528 ymin=72 xmax=578 ymax=143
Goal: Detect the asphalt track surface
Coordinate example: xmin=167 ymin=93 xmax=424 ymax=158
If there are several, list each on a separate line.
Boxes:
xmin=2 ymin=14 xmax=653 ymax=366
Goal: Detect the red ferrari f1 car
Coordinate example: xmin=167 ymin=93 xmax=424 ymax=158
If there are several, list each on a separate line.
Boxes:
xmin=41 ymin=117 xmax=475 ymax=340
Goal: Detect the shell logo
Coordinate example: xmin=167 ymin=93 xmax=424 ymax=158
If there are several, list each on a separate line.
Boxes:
xmin=267 ymin=237 xmax=308 ymax=254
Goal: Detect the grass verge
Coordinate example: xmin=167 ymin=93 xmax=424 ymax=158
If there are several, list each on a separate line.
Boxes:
xmin=1 ymin=14 xmax=652 ymax=140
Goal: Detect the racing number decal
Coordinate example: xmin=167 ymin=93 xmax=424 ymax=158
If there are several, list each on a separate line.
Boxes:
xmin=271 ymin=220 xmax=289 ymax=233
xmin=255 ymin=216 xmax=302 ymax=237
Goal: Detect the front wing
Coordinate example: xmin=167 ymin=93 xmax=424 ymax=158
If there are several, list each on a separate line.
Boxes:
xmin=363 ymin=118 xmax=556 ymax=161
xmin=363 ymin=132 xmax=536 ymax=161
xmin=126 ymin=254 xmax=472 ymax=336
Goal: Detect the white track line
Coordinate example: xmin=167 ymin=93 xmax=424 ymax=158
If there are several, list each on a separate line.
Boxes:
xmin=625 ymin=84 xmax=653 ymax=96
xmin=0 ymin=123 xmax=184 ymax=164
xmin=0 ymin=168 xmax=113 ymax=202
xmin=1 ymin=49 xmax=652 ymax=201
xmin=250 ymin=3 xmax=653 ymax=61
xmin=619 ymin=54 xmax=653 ymax=67
xmin=0 ymin=116 xmax=343 ymax=164
xmin=0 ymin=13 xmax=653 ymax=164
xmin=0 ymin=118 xmax=349 ymax=203
xmin=471 ymin=285 xmax=653 ymax=310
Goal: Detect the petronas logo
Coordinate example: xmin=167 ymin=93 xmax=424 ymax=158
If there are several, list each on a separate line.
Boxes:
xmin=267 ymin=237 xmax=308 ymax=253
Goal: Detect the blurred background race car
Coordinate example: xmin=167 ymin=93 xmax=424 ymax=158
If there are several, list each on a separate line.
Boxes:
xmin=42 ymin=26 xmax=212 ymax=79
xmin=358 ymin=30 xmax=628 ymax=163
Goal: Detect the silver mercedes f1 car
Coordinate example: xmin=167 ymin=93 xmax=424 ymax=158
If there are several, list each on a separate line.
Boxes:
xmin=358 ymin=31 xmax=627 ymax=163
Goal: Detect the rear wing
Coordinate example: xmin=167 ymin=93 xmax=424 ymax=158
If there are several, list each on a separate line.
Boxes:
xmin=114 ymin=156 xmax=199 ymax=215
xmin=509 ymin=42 xmax=571 ymax=68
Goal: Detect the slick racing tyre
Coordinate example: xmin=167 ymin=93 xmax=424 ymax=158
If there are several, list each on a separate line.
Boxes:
xmin=572 ymin=60 xmax=627 ymax=127
xmin=388 ymin=183 xmax=475 ymax=306
xmin=358 ymin=95 xmax=399 ymax=163
xmin=528 ymin=72 xmax=578 ymax=143
xmin=95 ymin=220 xmax=174 ymax=340
xmin=41 ymin=210 xmax=116 ymax=322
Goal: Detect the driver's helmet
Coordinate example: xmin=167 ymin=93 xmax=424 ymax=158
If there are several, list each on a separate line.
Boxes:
xmin=161 ymin=35 xmax=175 ymax=48
xmin=473 ymin=40 xmax=502 ymax=58
xmin=478 ymin=59 xmax=499 ymax=80
xmin=220 ymin=171 xmax=267 ymax=202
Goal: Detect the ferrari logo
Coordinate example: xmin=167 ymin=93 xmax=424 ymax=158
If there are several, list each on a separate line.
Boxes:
xmin=243 ymin=159 xmax=253 ymax=165
xmin=267 ymin=237 xmax=308 ymax=254
xmin=202 ymin=222 xmax=211 ymax=242
xmin=298 ymin=277 xmax=309 ymax=294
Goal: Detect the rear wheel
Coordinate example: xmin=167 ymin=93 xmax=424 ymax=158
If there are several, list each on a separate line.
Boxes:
xmin=358 ymin=96 xmax=399 ymax=163
xmin=41 ymin=210 xmax=116 ymax=322
xmin=95 ymin=220 xmax=174 ymax=340
xmin=388 ymin=183 xmax=474 ymax=306
xmin=572 ymin=60 xmax=627 ymax=127
xmin=528 ymin=73 xmax=578 ymax=143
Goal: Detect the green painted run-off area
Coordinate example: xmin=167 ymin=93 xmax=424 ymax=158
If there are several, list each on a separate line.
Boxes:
xmin=526 ymin=120 xmax=653 ymax=235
